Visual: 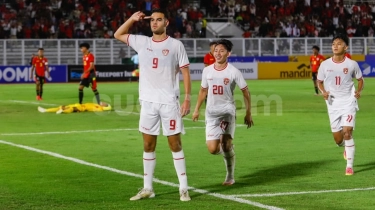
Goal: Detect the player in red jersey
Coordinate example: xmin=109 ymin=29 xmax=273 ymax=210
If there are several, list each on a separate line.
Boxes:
xmin=78 ymin=43 xmax=101 ymax=104
xmin=310 ymin=46 xmax=325 ymax=95
xmin=203 ymin=41 xmax=216 ymax=104
xmin=203 ymin=41 xmax=216 ymax=67
xmin=30 ymin=48 xmax=49 ymax=100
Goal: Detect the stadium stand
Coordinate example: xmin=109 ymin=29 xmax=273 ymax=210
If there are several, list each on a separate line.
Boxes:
xmin=1 ymin=0 xmax=375 ymax=40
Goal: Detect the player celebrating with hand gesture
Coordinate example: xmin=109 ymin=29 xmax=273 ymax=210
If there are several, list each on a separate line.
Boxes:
xmin=114 ymin=9 xmax=191 ymax=201
xmin=192 ymin=39 xmax=253 ymax=185
xmin=317 ymin=34 xmax=364 ymax=176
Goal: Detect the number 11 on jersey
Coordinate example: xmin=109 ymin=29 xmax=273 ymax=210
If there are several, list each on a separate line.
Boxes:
xmin=152 ymin=58 xmax=158 ymax=68
xmin=335 ymin=76 xmax=341 ymax=85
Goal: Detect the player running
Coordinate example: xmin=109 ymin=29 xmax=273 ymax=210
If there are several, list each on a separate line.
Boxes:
xmin=30 ymin=48 xmax=49 ymax=100
xmin=78 ymin=43 xmax=101 ymax=104
xmin=317 ymin=34 xmax=364 ymax=176
xmin=192 ymin=39 xmax=253 ymax=185
xmin=114 ymin=9 xmax=192 ymax=201
xmin=310 ymin=46 xmax=325 ymax=95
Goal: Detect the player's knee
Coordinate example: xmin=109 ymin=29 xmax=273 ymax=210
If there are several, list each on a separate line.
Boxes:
xmin=343 ymin=130 xmax=352 ymax=139
xmin=143 ymin=141 xmax=156 ymax=152
xmin=206 ymin=143 xmax=220 ymax=154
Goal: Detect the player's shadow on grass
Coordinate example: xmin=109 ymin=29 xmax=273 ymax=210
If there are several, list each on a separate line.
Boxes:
xmin=354 ymin=161 xmax=375 ymax=173
xmin=190 ymin=160 xmax=332 ymax=198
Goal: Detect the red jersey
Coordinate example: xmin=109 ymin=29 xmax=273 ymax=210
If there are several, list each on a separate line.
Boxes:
xmin=310 ymin=54 xmax=324 ymax=73
xmin=203 ymin=52 xmax=215 ymax=66
xmin=32 ymin=56 xmax=48 ymax=76
xmin=83 ymin=53 xmax=95 ymax=78
xmin=345 ymin=53 xmax=352 ymax=59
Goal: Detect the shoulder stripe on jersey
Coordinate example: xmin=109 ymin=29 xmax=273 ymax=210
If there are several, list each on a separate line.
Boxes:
xmin=241 ymin=86 xmax=248 ymax=90
xmin=126 ymin=34 xmax=130 ymax=46
xmin=180 ymin=64 xmax=189 ymax=69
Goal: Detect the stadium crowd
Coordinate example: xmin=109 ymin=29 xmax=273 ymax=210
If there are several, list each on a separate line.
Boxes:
xmin=0 ymin=0 xmax=374 ymax=39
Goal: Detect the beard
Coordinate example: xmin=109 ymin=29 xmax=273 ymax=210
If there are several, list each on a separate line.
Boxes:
xmin=152 ymin=28 xmax=165 ymax=35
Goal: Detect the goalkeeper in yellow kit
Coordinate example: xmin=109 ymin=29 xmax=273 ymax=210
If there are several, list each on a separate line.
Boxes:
xmin=38 ymin=102 xmax=111 ymax=114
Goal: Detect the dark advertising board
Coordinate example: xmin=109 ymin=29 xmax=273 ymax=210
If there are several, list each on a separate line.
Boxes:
xmin=68 ymin=65 xmax=138 ymax=82
xmin=0 ymin=65 xmax=67 ymax=83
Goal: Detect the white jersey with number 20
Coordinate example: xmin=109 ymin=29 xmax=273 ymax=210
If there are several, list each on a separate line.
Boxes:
xmin=202 ymin=63 xmax=248 ymax=110
xmin=127 ymin=35 xmax=189 ymax=105
xmin=317 ymin=57 xmax=363 ymax=109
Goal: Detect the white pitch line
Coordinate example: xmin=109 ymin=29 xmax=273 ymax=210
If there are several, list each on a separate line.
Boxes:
xmin=230 ymin=187 xmax=375 ymax=197
xmin=0 ymin=126 xmax=204 ymax=136
xmin=5 ymin=100 xmax=59 ymax=106
xmin=0 ymin=139 xmax=283 ymax=210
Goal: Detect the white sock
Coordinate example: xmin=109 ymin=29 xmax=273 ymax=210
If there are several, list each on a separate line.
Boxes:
xmin=345 ymin=139 xmax=355 ymax=168
xmin=143 ymin=152 xmax=156 ymax=190
xmin=172 ymin=150 xmax=188 ymax=190
xmin=223 ymin=147 xmax=235 ymax=180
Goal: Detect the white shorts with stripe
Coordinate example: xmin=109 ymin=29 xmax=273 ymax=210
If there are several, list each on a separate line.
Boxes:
xmin=326 ymin=99 xmax=358 ymax=132
xmin=139 ymin=100 xmax=185 ymax=136
xmin=205 ymin=104 xmax=236 ymax=141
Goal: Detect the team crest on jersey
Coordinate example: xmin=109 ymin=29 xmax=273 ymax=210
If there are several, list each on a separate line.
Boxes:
xmin=343 ymin=68 xmax=348 ymax=74
xmin=162 ymin=49 xmax=169 ymax=56
xmin=223 ymin=78 xmax=230 ymax=85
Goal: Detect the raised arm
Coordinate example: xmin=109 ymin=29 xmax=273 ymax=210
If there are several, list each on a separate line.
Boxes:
xmin=180 ymin=66 xmax=191 ymax=117
xmin=114 ymin=11 xmax=150 ymax=44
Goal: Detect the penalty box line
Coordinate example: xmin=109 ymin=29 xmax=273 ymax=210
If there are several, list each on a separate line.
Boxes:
xmin=0 ymin=139 xmax=284 ymax=210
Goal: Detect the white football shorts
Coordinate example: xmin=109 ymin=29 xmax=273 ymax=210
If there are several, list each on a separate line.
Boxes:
xmin=205 ymin=105 xmax=236 ymax=141
xmin=326 ymin=99 xmax=358 ymax=132
xmin=139 ymin=100 xmax=185 ymax=136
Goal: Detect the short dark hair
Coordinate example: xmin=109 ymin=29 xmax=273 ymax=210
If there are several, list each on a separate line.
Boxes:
xmin=38 ymin=48 xmax=44 ymax=51
xmin=215 ymin=39 xmax=233 ymax=52
xmin=332 ymin=33 xmax=349 ymax=46
xmin=209 ymin=41 xmax=216 ymax=46
xmin=151 ymin=8 xmax=169 ymax=19
xmin=79 ymin=43 xmax=90 ymax=49
xmin=312 ymin=45 xmax=320 ymax=51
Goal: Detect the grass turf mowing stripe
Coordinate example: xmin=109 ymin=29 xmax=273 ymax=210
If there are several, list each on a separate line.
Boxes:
xmin=0 ymin=139 xmax=284 ymax=210
xmin=230 ymin=187 xmax=375 ymax=197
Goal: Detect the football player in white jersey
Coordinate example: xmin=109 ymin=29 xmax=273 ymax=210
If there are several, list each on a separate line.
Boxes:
xmin=192 ymin=39 xmax=253 ymax=185
xmin=114 ymin=9 xmax=191 ymax=201
xmin=317 ymin=34 xmax=364 ymax=176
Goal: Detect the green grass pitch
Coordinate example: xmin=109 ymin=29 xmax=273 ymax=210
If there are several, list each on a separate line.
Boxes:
xmin=0 ymin=79 xmax=374 ymax=210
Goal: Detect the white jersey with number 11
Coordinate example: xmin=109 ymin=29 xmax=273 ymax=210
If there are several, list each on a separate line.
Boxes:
xmin=317 ymin=57 xmax=363 ymax=107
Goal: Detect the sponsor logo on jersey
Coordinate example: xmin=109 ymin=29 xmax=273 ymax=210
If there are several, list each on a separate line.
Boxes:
xmin=223 ymin=78 xmax=230 ymax=85
xmin=162 ymin=49 xmax=169 ymax=56
xmin=343 ymin=68 xmax=348 ymax=74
